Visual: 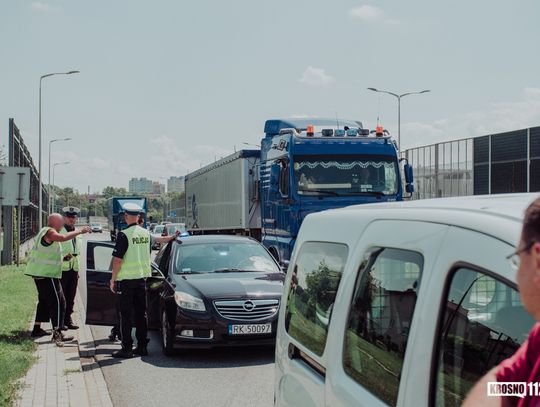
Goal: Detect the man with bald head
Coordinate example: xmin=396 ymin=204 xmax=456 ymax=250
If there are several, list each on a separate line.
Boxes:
xmin=25 ymin=213 xmax=91 ymax=346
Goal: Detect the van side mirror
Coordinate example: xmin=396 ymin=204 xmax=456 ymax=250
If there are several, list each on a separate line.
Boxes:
xmin=281 ymin=260 xmax=289 ymax=273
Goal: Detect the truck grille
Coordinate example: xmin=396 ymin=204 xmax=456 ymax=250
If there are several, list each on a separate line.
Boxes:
xmin=214 ymin=299 xmax=279 ymax=321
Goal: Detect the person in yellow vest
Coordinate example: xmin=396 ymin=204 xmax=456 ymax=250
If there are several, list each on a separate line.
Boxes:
xmin=60 ymin=206 xmax=83 ymax=330
xmin=25 ymin=213 xmax=91 ymax=346
xmin=109 ymin=203 xmax=153 ymax=358
xmin=108 ymin=212 xmax=176 ymax=342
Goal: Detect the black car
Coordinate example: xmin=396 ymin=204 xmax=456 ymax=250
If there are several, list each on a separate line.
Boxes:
xmin=85 ymin=235 xmax=284 ymax=356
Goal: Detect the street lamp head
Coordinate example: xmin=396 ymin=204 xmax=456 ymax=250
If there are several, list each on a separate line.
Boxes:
xmin=67 ymin=70 xmax=80 ymax=74
xmin=367 ymin=87 xmax=379 ymax=92
xmin=419 ymin=89 xmax=431 ymax=94
xmin=54 ymin=161 xmax=70 ymax=166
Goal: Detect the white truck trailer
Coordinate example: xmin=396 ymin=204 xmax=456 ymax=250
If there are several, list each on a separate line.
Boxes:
xmin=185 ymin=150 xmax=261 ymax=239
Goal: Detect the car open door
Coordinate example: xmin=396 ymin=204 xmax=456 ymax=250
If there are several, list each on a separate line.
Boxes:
xmin=146 ymin=263 xmax=165 ymax=329
xmin=86 ymin=241 xmax=117 ymax=326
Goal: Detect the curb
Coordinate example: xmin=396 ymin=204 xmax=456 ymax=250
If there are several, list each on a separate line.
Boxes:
xmin=76 ymin=293 xmax=96 ymax=357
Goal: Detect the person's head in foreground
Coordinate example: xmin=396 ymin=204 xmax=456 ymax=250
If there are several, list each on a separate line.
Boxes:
xmin=516 ymin=198 xmax=540 ymax=320
xmin=463 ymin=196 xmax=540 ymax=407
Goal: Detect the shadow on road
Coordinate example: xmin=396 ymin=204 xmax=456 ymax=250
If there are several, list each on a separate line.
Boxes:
xmin=93 ymin=331 xmax=275 ymax=370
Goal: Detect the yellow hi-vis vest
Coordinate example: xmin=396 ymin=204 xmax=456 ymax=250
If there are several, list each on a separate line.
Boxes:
xmin=116 ymin=225 xmax=151 ymax=281
xmin=60 ymin=227 xmax=82 ymax=272
xmin=25 ymin=227 xmax=63 ymax=279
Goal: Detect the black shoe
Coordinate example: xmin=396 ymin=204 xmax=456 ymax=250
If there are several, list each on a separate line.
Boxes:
xmin=60 ymin=325 xmax=68 ymax=331
xmin=31 ymin=327 xmax=49 ymax=337
xmin=65 ymin=323 xmax=79 ymax=330
xmin=133 ymin=339 xmax=150 ymax=356
xmin=52 ymin=330 xmax=65 ymax=347
xmin=108 ymin=333 xmax=119 ymax=342
xmin=112 ymin=348 xmax=133 ymax=359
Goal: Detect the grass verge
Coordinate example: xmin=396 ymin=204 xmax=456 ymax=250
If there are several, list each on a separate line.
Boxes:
xmin=0 ymin=265 xmax=37 ymax=407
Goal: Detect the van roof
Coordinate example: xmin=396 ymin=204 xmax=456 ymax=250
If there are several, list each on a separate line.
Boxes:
xmin=309 ymin=193 xmax=539 ymax=246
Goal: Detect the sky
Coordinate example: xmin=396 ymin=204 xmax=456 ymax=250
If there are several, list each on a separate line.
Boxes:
xmin=2 ymin=0 xmax=540 ymax=193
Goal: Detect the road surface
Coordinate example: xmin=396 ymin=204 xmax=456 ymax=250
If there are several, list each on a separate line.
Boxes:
xmin=78 ymin=233 xmax=275 ymax=407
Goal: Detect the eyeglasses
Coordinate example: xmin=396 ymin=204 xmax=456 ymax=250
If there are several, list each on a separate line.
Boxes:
xmin=506 ymin=241 xmax=535 ymax=271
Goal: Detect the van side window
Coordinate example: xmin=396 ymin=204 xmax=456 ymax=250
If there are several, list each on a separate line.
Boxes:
xmin=285 ymin=242 xmax=348 ymax=356
xmin=343 ymin=248 xmax=423 ymax=406
xmin=433 ymin=267 xmax=534 ymax=406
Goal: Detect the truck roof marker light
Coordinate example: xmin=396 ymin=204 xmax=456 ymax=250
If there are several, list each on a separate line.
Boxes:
xmin=375 ymin=126 xmax=384 ymax=137
xmin=306 ymin=125 xmax=314 ymax=137
xmin=321 ymin=129 xmax=333 ymax=137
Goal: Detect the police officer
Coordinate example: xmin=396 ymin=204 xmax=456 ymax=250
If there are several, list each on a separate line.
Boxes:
xmin=60 ymin=206 xmax=83 ymax=330
xmin=26 ymin=213 xmax=91 ymax=346
xmin=109 ymin=203 xmax=152 ymax=358
xmin=108 ymin=212 xmax=176 ymax=342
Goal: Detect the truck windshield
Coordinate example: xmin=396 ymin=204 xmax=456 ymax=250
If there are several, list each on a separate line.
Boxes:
xmin=293 ymin=155 xmax=399 ymax=196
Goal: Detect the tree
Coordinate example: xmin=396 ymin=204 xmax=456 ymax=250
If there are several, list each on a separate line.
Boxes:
xmin=305 ymin=260 xmax=342 ymax=312
xmin=102 ymin=186 xmax=128 ymax=199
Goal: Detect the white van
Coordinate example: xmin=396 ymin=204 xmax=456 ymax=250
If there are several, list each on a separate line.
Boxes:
xmin=274 ymin=194 xmax=539 ymax=407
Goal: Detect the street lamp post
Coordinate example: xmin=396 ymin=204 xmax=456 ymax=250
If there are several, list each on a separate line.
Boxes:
xmin=39 ymin=70 xmax=80 ymax=228
xmin=52 ymin=161 xmax=70 ymax=213
xmin=367 ymin=87 xmax=430 ymax=151
xmin=48 ymin=138 xmax=72 ymax=213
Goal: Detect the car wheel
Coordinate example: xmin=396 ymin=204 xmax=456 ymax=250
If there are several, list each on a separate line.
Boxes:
xmin=161 ymin=310 xmax=174 ymax=356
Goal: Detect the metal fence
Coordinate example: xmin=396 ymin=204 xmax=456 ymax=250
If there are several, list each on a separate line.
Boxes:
xmin=402 ymin=126 xmax=540 ymax=200
xmin=1 ymin=119 xmax=48 ymax=265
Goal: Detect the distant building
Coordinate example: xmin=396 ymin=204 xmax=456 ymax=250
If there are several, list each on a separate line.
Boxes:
xmin=152 ymin=181 xmax=165 ymax=195
xmin=167 ymin=176 xmax=185 ymax=193
xmin=129 ymin=177 xmax=153 ymax=194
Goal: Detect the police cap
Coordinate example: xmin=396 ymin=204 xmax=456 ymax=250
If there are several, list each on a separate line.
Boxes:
xmin=123 ymin=202 xmax=143 ymax=215
xmin=63 ymin=206 xmax=80 ymax=217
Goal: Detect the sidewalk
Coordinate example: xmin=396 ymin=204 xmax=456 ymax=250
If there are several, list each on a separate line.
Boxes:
xmin=16 ymin=293 xmax=113 ymax=407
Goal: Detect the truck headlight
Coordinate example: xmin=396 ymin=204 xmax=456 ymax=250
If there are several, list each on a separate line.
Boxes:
xmin=174 ymin=291 xmax=206 ymax=312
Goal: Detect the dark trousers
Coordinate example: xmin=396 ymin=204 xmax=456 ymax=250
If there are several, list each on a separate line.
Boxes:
xmin=61 ymin=269 xmax=78 ymax=324
xmin=34 ymin=278 xmax=66 ymax=330
xmin=116 ymin=279 xmax=147 ymax=349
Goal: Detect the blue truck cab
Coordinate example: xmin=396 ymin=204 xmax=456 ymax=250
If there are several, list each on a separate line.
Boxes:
xmin=107 ymin=197 xmax=148 ymax=241
xmin=259 ymin=118 xmax=413 ymax=263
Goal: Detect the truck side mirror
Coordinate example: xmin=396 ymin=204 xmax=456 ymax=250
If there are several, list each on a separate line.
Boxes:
xmin=404 ymin=163 xmax=414 ymax=184
xmin=269 ymin=163 xmax=280 ymax=195
xmin=404 ymin=163 xmax=414 ymax=194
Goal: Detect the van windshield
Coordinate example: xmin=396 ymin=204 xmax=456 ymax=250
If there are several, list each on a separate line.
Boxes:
xmin=293 ymin=155 xmax=398 ymax=196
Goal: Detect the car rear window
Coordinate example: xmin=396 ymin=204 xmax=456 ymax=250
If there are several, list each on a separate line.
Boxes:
xmin=284 ymin=242 xmax=348 ymax=356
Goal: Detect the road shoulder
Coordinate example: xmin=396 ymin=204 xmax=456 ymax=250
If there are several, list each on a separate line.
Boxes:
xmin=17 ymin=291 xmax=113 ymax=407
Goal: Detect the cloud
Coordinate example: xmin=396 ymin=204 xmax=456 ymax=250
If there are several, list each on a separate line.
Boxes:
xmin=49 ymin=135 xmax=236 ymax=192
xmin=349 ymin=5 xmax=399 ymax=25
xmin=147 ymin=135 xmax=233 ymax=176
xmin=299 ymin=66 xmax=336 ymax=87
xmin=30 ymin=2 xmax=62 ymax=12
xmin=400 ymin=87 xmax=540 ymax=149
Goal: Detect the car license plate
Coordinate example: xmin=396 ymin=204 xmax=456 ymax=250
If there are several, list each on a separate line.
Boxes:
xmin=228 ymin=323 xmax=272 ymax=335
